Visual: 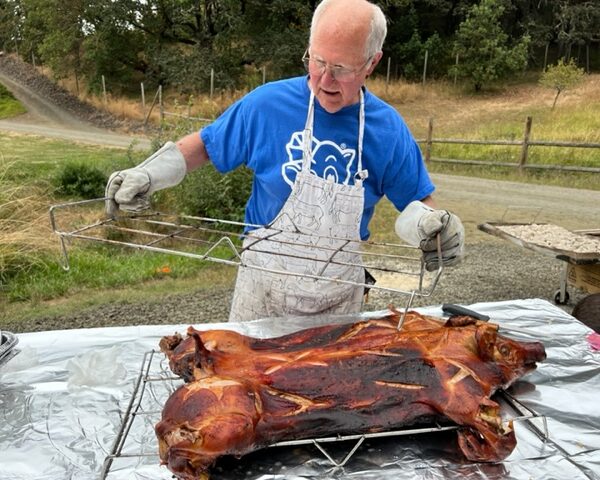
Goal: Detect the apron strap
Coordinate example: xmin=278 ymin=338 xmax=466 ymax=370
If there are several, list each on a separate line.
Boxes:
xmin=302 ymin=91 xmax=316 ymax=172
xmin=302 ymin=88 xmax=368 ymax=184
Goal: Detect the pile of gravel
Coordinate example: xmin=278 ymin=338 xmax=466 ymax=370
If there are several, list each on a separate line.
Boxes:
xmin=1 ymin=241 xmax=586 ymax=334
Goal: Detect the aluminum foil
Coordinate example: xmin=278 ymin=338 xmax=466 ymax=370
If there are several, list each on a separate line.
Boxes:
xmin=1 ymin=299 xmax=598 ymax=480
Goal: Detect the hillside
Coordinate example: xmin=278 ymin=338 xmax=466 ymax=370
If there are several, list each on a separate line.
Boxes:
xmin=367 ymin=74 xmax=600 ymax=140
xmin=0 ymin=55 xmax=120 ymax=128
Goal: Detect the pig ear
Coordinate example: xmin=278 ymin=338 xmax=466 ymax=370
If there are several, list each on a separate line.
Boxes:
xmin=444 ymin=315 xmax=478 ymax=327
xmin=475 ymin=325 xmax=498 ymax=361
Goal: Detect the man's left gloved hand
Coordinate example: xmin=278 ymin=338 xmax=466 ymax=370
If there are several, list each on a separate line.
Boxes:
xmin=105 ymin=141 xmax=187 ymax=217
xmin=395 ymin=200 xmax=465 ymax=271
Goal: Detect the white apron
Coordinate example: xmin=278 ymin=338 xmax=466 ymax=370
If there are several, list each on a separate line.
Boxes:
xmin=229 ymin=90 xmax=368 ymax=322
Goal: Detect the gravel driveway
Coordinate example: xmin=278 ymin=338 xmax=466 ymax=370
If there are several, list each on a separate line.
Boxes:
xmin=2 ymin=224 xmax=595 ymax=334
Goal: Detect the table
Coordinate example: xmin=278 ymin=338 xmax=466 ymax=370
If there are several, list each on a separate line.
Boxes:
xmin=1 ymin=299 xmax=599 ymax=480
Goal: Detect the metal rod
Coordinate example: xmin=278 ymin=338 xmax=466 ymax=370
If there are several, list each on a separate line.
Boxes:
xmin=99 ymin=351 xmax=154 ymax=479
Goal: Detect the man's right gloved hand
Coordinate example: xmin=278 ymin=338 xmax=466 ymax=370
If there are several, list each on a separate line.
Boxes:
xmin=395 ymin=200 xmax=465 ymax=271
xmin=105 ymin=141 xmax=187 ymax=217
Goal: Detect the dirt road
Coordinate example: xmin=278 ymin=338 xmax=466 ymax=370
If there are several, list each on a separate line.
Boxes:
xmin=432 ymin=174 xmax=600 ymax=240
xmin=0 ymin=63 xmax=150 ymax=150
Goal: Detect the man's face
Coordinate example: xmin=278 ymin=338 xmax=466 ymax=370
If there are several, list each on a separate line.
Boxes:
xmin=308 ymin=12 xmax=381 ymax=113
xmin=307 ymin=28 xmax=380 ymax=113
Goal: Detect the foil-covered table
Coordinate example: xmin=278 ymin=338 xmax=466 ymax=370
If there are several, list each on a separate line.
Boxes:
xmin=1 ymin=299 xmax=599 ymax=480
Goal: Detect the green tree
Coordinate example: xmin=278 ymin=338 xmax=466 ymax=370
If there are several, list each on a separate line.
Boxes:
xmin=539 ymin=58 xmax=584 ymax=109
xmin=0 ymin=0 xmax=22 ymax=53
xmin=554 ymin=1 xmax=600 ymax=65
xmin=451 ymin=0 xmax=530 ymax=91
xmin=19 ymin=0 xmax=86 ymax=84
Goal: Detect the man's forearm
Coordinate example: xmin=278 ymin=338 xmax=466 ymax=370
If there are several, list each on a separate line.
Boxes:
xmin=421 ymin=195 xmax=436 ymax=209
xmin=176 ymin=132 xmax=211 ymax=172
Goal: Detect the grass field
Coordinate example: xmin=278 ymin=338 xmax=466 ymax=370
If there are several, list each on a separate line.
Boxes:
xmin=0 ymin=83 xmax=26 ymax=118
xmin=1 ymin=73 xmax=599 ymax=323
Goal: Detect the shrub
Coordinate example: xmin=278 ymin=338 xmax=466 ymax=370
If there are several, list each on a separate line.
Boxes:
xmin=539 ymin=59 xmax=585 ymax=109
xmin=150 ymin=118 xmax=253 ymax=225
xmin=158 ymin=164 xmax=253 ymax=225
xmin=55 ymin=162 xmax=107 ymax=199
xmin=0 ymin=82 xmax=27 ymax=118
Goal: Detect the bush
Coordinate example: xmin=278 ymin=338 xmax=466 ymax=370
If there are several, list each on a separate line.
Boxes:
xmin=0 ymin=82 xmax=27 ymax=118
xmin=150 ymin=118 xmax=253 ymax=225
xmin=55 ymin=162 xmax=107 ymax=199
xmin=159 ymin=164 xmax=253 ymax=224
xmin=539 ymin=59 xmax=585 ymax=109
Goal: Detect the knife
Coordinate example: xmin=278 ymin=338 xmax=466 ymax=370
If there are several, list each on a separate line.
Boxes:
xmin=441 ymin=303 xmax=547 ymax=338
xmin=442 ymin=304 xmax=490 ymax=321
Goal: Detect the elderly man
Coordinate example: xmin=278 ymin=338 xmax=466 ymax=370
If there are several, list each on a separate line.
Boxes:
xmin=105 ymin=0 xmax=464 ymax=321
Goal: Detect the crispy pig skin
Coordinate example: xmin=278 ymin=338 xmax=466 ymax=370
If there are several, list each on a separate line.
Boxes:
xmin=155 ymin=311 xmax=546 ymax=479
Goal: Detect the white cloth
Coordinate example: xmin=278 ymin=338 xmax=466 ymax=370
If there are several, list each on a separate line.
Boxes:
xmin=229 ymin=91 xmax=368 ymax=321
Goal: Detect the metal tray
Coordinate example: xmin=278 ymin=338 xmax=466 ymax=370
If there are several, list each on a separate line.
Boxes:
xmin=478 ymin=222 xmax=600 ymax=264
xmin=0 ymin=331 xmax=19 ymax=368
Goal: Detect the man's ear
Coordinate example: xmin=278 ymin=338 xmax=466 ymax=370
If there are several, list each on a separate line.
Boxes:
xmin=366 ymin=52 xmax=383 ymax=76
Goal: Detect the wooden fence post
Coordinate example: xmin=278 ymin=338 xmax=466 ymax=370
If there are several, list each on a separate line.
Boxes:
xmin=102 ymin=75 xmax=107 ymax=105
xmin=210 ymin=69 xmax=214 ymax=98
xmin=140 ymin=82 xmax=145 ymax=113
xmin=262 ymin=66 xmax=266 ymax=84
xmin=586 ymin=43 xmax=590 ymax=73
xmin=519 ymin=116 xmax=532 ymax=171
xmin=143 ymin=86 xmax=161 ymax=129
xmin=386 ymin=57 xmax=391 ymax=91
xmin=422 ymin=50 xmax=428 ymax=87
xmin=158 ymin=85 xmax=163 ymax=124
xmin=425 ymin=117 xmax=434 ymax=163
xmin=453 ymin=53 xmax=459 ymax=86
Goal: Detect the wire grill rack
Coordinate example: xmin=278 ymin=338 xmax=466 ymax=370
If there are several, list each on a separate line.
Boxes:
xmin=50 ymin=198 xmax=445 ymax=316
xmin=99 ymin=349 xmax=549 ymax=479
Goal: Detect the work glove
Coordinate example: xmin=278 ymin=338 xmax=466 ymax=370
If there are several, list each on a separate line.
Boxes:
xmin=105 ymin=141 xmax=187 ymax=217
xmin=395 ymin=200 xmax=465 ymax=272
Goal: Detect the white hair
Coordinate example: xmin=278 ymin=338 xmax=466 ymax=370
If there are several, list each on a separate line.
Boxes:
xmin=310 ymin=0 xmax=387 ymax=60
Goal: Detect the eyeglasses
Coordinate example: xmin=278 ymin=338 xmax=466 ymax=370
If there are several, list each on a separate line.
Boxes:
xmin=302 ymin=49 xmax=372 ymax=83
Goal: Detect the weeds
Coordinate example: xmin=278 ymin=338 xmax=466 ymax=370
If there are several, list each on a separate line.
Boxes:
xmin=0 ymin=160 xmax=56 ymax=286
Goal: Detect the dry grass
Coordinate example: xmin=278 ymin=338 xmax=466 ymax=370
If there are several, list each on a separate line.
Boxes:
xmin=0 ymin=160 xmax=56 ymax=282
xmin=366 ymin=73 xmax=600 ymax=139
xmin=52 ymin=68 xmax=600 ymax=142
xmin=56 ymin=75 xmax=249 ymax=124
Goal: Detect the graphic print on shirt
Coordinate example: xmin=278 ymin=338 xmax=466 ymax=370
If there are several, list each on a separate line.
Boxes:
xmin=282 ymin=131 xmax=356 ymax=187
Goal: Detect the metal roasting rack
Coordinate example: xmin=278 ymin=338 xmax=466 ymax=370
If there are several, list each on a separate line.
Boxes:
xmin=50 ymin=198 xmax=445 ymax=324
xmin=99 ymin=349 xmax=550 ymax=479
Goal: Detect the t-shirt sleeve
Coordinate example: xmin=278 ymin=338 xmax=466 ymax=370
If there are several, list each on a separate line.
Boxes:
xmin=200 ymin=99 xmax=250 ymax=174
xmin=382 ymin=129 xmax=435 ymax=211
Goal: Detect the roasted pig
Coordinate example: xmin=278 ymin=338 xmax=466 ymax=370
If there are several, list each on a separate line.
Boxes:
xmin=156 ymin=310 xmax=546 ymax=479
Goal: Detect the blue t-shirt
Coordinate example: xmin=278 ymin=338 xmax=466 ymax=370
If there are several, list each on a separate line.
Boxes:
xmin=201 ymin=76 xmax=434 ymax=240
